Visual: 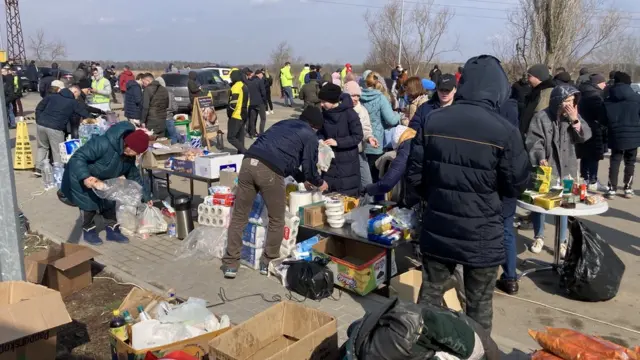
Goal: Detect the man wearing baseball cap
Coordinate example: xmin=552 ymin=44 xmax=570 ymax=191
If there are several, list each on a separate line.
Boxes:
xmin=408 ymin=73 xmax=457 ymax=131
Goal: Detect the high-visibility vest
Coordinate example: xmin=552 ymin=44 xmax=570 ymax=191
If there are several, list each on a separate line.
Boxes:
xmin=13 ymin=76 xmax=19 ymax=91
xmin=91 ymin=78 xmax=110 ymax=103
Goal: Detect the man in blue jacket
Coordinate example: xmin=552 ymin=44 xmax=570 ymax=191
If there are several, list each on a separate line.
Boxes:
xmin=406 ymin=55 xmax=530 ymax=332
xmin=124 ymin=73 xmax=148 ymax=124
xmin=222 ymin=107 xmax=328 ymax=279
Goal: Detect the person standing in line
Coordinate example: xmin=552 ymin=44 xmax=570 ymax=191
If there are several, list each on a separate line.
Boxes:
xmin=577 ymin=74 xmax=608 ymax=191
xmin=303 ymin=65 xmax=316 ymax=84
xmin=124 ymin=73 xmax=147 ymax=125
xmin=222 ymin=107 xmax=328 ymax=278
xmin=511 ymin=73 xmax=531 ymax=117
xmin=104 ymin=65 xmax=119 ymax=104
xmin=89 ymin=67 xmax=112 ymax=112
xmin=11 ymin=68 xmax=23 ymax=116
xmin=407 ymin=55 xmax=530 ymax=332
xmin=520 ymin=64 xmax=555 ymax=139
xmin=39 ymin=68 xmax=55 ymax=99
xmin=429 ymin=64 xmax=442 ymax=84
xmin=119 ymin=65 xmax=135 ymax=97
xmin=141 ymin=73 xmax=170 ymax=137
xmin=299 ymin=71 xmax=322 ymax=110
xmin=455 ymin=66 xmax=463 ymax=84
xmin=263 ymin=69 xmax=274 ymax=115
xmin=404 ymin=76 xmax=429 ymax=124
xmin=2 ymin=67 xmax=16 ymax=128
xmin=73 ymin=63 xmax=88 ymax=85
xmin=280 ymin=62 xmax=294 ymax=107
xmin=154 ymin=76 xmax=180 ymax=144
xmin=299 ymin=64 xmax=310 ymax=88
xmin=577 ymin=68 xmax=591 ymax=85
xmin=340 ymin=63 xmax=352 ymax=84
xmin=409 ymin=73 xmax=458 ymax=132
xmin=69 ymin=81 xmax=107 ymax=138
xmin=344 ymin=81 xmax=378 ymax=192
xmin=187 ymin=71 xmax=201 ymax=117
xmin=246 ymin=70 xmax=267 ymax=138
xmin=26 ymin=60 xmax=38 ymax=91
xmin=227 ymin=69 xmax=250 ymax=153
xmin=602 ymin=71 xmax=640 ymax=199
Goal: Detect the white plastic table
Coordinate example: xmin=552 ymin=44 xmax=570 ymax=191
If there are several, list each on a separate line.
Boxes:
xmin=516 ymin=200 xmax=609 ymax=279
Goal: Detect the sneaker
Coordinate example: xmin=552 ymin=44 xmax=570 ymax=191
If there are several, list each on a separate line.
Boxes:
xmin=223 ymin=266 xmax=238 ymax=279
xmin=33 ymin=169 xmax=42 ymax=178
xmin=597 ymin=182 xmax=609 ymax=192
xmin=605 ymin=189 xmax=617 ymax=199
xmin=270 ymin=110 xmax=275 ymax=115
xmin=496 ymin=278 xmax=519 ymax=295
xmin=83 ymin=228 xmax=103 ymax=245
xmin=259 ymin=261 xmax=268 ymax=276
xmin=559 ymin=242 xmax=568 ymax=259
xmin=530 ymin=237 xmax=544 ymax=254
xmin=624 ymin=188 xmax=634 ymax=199
xmin=105 ymin=225 xmax=129 ymax=244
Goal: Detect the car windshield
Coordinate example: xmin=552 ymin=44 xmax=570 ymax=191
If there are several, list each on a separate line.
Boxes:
xmin=212 ymin=73 xmax=225 ymax=84
xmin=632 ymin=84 xmax=640 ymax=93
xmin=162 ymin=74 xmax=188 ymax=87
xmin=197 ymin=70 xmax=216 ymax=85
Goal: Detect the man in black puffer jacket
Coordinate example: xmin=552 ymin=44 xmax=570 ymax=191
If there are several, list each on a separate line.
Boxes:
xmin=577 ymin=74 xmax=608 ymax=188
xmin=406 ymin=55 xmax=530 ymax=332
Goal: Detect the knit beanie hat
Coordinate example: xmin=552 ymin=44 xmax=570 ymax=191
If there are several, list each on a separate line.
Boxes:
xmin=318 ymin=83 xmax=342 ymax=103
xmin=124 ymin=130 xmax=150 ymax=154
xmin=527 ymin=64 xmax=551 ymax=82
xmin=589 ymin=73 xmax=606 ymax=85
xmin=343 ymin=81 xmax=361 ymax=96
xmin=300 ymin=106 xmax=324 ymax=129
xmin=614 ymin=71 xmax=632 ymax=85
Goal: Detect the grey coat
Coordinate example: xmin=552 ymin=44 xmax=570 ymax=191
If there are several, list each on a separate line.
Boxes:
xmin=526 ymin=85 xmax=592 ymax=179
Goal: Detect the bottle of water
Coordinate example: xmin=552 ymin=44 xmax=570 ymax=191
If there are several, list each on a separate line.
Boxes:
xmin=52 ymin=162 xmax=64 ymax=189
xmin=42 ymin=161 xmax=55 ymax=190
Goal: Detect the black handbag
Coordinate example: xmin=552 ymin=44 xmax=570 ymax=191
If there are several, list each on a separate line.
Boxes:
xmin=284 ymin=259 xmax=334 ymax=300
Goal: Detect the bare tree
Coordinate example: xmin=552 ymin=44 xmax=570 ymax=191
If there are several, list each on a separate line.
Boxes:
xmin=364 ymin=0 xmax=459 ymax=76
xmin=27 ymin=29 xmax=67 ymax=62
xmin=593 ymin=34 xmax=640 ymax=80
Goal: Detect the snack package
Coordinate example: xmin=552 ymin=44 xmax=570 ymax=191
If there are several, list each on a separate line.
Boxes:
xmin=529 ymin=329 xmax=631 ymax=360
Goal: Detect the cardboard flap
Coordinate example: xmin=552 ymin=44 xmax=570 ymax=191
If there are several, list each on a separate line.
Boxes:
xmin=0 ymin=282 xmax=71 ymax=344
xmin=24 ymin=258 xmax=48 ymax=284
xmin=50 ymin=244 xmax=100 ymax=271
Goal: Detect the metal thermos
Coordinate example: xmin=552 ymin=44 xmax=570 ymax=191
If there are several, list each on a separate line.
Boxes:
xmin=173 ymin=195 xmax=194 ymax=240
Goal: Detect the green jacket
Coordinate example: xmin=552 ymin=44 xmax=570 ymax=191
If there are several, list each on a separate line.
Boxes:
xmin=61 ymin=122 xmax=149 ymax=212
xmin=280 ymin=65 xmax=293 ymax=87
xmin=299 ymin=67 xmax=310 ymax=86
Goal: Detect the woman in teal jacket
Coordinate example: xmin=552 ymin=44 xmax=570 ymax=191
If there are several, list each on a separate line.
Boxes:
xmin=60 ymin=122 xmax=151 ymax=245
xmin=360 ymin=71 xmax=401 ymax=181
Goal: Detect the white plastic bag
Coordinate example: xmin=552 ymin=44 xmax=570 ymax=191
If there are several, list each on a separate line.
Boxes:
xmin=317 ymin=141 xmax=335 ymax=172
xmin=93 ymin=178 xmax=143 ymax=206
xmin=176 ymin=227 xmax=227 ymax=260
xmin=138 ymin=206 xmax=168 ymax=234
xmin=117 ymin=204 xmax=140 ymax=233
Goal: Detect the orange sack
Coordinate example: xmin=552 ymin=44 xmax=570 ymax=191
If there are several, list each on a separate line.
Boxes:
xmin=594 ymin=338 xmax=640 ymax=360
xmin=528 ymin=329 xmax=609 ymax=360
xmin=544 ymin=328 xmax=634 ymax=360
xmin=531 ymin=350 xmax=565 ymax=360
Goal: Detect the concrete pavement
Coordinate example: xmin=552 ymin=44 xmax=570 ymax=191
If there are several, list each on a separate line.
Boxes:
xmin=11 ymin=92 xmax=640 ymax=357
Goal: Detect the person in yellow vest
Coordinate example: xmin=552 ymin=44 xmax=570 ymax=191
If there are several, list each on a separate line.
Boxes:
xmin=227 ymin=69 xmax=250 ymax=154
xmin=89 ymin=67 xmax=112 ymax=112
xmin=340 ymin=63 xmax=352 ymax=85
xmin=280 ymin=62 xmax=294 ymax=107
xmin=298 ymin=64 xmax=310 ymax=88
xmin=11 ymin=68 xmax=23 ymax=116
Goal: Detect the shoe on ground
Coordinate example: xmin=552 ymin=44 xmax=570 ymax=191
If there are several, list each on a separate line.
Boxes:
xmin=496 ymin=278 xmax=519 ymax=295
xmin=223 ymin=266 xmax=238 ymax=279
xmin=597 ymin=182 xmax=609 ymax=192
xmin=259 ymin=261 xmax=268 ymax=276
xmin=559 ymin=242 xmax=568 ymax=259
xmin=83 ymin=228 xmax=103 ymax=245
xmin=605 ymin=189 xmax=617 ymax=199
xmin=33 ymin=169 xmax=42 ymax=178
xmin=530 ymin=237 xmax=544 ymax=254
xmin=106 ymin=225 xmax=129 ymax=244
xmin=624 ymin=188 xmax=634 ymax=199
xmin=518 ymin=218 xmax=534 ymax=230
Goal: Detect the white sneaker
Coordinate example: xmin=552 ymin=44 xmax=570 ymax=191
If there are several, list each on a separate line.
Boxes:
xmin=605 ymin=189 xmax=616 ymax=199
xmin=624 ymin=188 xmax=634 ymax=199
xmin=530 ymin=237 xmax=544 ymax=254
xmin=559 ymin=242 xmax=568 ymax=259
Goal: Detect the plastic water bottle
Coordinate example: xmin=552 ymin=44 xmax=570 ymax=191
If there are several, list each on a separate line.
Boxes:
xmin=42 ymin=161 xmax=55 ymax=190
xmin=52 ymin=162 xmax=64 ymax=189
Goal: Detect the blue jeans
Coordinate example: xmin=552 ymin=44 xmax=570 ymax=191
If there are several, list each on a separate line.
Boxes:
xmin=580 ymin=158 xmax=600 ymax=184
xmin=533 ymin=213 xmax=568 ymax=241
xmin=283 ymin=87 xmax=293 ymax=106
xmin=501 ymin=204 xmax=517 ymax=280
xmin=7 ymin=103 xmax=15 ymax=126
xmin=165 ymin=119 xmax=179 ymax=144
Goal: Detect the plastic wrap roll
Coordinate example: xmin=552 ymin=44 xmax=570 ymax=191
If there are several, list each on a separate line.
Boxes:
xmin=289 ymin=192 xmax=313 ymax=215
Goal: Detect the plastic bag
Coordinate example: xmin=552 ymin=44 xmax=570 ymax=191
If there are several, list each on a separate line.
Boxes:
xmin=560 ymin=218 xmax=625 ymax=302
xmin=387 ymin=207 xmax=417 ymax=230
xmin=544 ymin=328 xmax=637 ymax=360
xmin=531 ymin=350 xmax=564 ymax=360
xmin=528 ymin=329 xmax=629 ymax=360
xmin=93 ymin=178 xmax=143 ymax=206
xmin=117 ymin=204 xmax=140 ymax=232
xmin=176 ymin=227 xmax=227 ymax=260
xmin=138 ymin=206 xmax=168 ymax=234
xmin=317 ymin=141 xmax=335 ymax=172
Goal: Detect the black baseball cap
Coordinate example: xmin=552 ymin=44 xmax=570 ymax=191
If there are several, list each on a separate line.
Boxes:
xmin=437 ymin=74 xmax=456 ymax=91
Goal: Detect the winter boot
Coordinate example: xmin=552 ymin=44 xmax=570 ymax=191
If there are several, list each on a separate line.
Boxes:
xmin=106 ymin=225 xmax=129 ymax=244
xmin=83 ymin=228 xmax=103 ymax=245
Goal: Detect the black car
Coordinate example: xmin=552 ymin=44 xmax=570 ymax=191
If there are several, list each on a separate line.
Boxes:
xmin=161 ymin=69 xmax=230 ymax=111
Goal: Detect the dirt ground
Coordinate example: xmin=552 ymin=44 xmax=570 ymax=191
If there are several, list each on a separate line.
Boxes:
xmin=24 ymin=234 xmax=134 ymax=360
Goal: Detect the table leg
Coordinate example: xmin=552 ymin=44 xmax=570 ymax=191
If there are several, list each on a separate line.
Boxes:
xmin=383 ymin=248 xmax=392 ymax=297
xmin=166 ymin=173 xmax=176 ymax=202
xmin=146 ymin=169 xmax=154 ymax=197
xmin=189 ymin=178 xmax=194 ymax=201
xmin=553 ymin=215 xmax=562 ymax=266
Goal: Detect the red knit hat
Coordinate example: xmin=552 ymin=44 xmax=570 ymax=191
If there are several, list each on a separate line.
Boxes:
xmin=124 ymin=130 xmax=149 ymax=154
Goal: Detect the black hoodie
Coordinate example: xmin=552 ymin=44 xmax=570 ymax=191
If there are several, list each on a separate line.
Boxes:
xmin=406 ymin=55 xmax=531 ymax=268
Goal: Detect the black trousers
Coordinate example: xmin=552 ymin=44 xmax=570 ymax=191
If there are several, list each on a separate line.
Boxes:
xmin=82 ymin=207 xmax=117 ymax=231
xmin=227 ymin=117 xmax=247 ymax=154
xmin=248 ymin=104 xmax=266 ymax=136
xmin=366 ymin=153 xmax=382 ymax=183
xmin=418 ymin=256 xmax=498 ymax=332
xmin=266 ymin=91 xmax=273 ymax=111
xmin=609 ymin=148 xmax=637 ymax=190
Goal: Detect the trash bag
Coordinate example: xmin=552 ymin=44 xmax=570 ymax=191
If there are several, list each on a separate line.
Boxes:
xmin=284 ymin=259 xmax=334 ymax=300
xmin=93 ymin=178 xmax=143 ymax=206
xmin=138 ymin=206 xmax=168 ymax=235
xmin=175 ymin=227 xmax=227 ymax=260
xmin=560 ymin=218 xmax=625 ymax=302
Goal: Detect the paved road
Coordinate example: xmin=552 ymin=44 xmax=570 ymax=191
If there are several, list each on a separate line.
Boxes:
xmin=11 ymin=92 xmax=640 ymax=357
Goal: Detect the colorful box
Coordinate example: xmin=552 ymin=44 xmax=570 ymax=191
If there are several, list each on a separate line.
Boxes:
xmin=172 ymin=159 xmax=196 ymax=174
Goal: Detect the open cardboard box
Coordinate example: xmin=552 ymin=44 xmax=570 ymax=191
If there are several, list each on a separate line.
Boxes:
xmin=141 ymin=147 xmax=184 ymax=169
xmin=0 ymin=282 xmax=72 ymax=360
xmin=209 ymin=301 xmax=337 ymax=360
xmin=389 ymin=269 xmax=462 ymax=311
xmin=24 ymin=243 xmax=100 ymax=298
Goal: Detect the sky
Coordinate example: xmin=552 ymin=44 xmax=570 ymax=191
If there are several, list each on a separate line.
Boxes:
xmin=9 ymin=0 xmax=640 ymax=65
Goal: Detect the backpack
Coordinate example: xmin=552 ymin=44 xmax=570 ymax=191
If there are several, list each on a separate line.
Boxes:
xmin=284 ymin=259 xmax=334 ymax=301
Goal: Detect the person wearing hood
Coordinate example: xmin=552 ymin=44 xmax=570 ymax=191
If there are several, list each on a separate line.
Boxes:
xmin=520 ymin=64 xmax=555 ymax=138
xmin=576 ymin=74 xmax=608 ymax=191
xmin=303 ymin=65 xmax=316 ymax=84
xmin=299 ymin=71 xmax=322 ymax=110
xmin=39 ymin=67 xmax=55 ymax=99
xmin=526 ymin=84 xmax=592 ymax=256
xmin=89 ymin=67 xmax=112 ymax=112
xmin=227 ymin=69 xmax=250 ymax=153
xmin=318 ymin=83 xmax=363 ymax=196
xmin=280 ymin=62 xmax=294 ymax=107
xmin=511 ymin=73 xmax=531 ymax=116
xmin=119 ymin=65 xmax=135 ymax=96
xmin=344 ymin=81 xmax=378 ymax=192
xmin=331 ymin=71 xmax=341 ymax=87
xmin=26 ymin=60 xmax=38 ymax=91
xmin=60 ymin=122 xmax=151 ymax=245
xmin=361 ymin=72 xmax=401 ymax=181
xmin=246 ymin=70 xmax=267 ymax=138
xmin=408 ymin=74 xmax=457 ymax=131
xmin=34 ymin=87 xmax=91 ymax=175
xmin=553 ymin=71 xmax=574 ymax=86
xmin=222 ymin=107 xmax=328 ymax=278
xmin=429 ymin=64 xmax=442 ymax=84
xmin=155 ymin=76 xmax=180 ymax=144
xmin=602 ymin=71 xmax=640 ymax=199
xmin=299 ymin=64 xmax=310 ymax=87
xmin=124 ymin=73 xmax=147 ymax=123
xmin=141 ymin=73 xmax=170 ymax=137
xmin=406 ymin=55 xmax=530 ymax=332
xmin=577 ymin=67 xmax=590 ymax=84
xmin=187 ymin=71 xmax=201 ymax=115
xmin=340 ymin=63 xmax=352 ymax=84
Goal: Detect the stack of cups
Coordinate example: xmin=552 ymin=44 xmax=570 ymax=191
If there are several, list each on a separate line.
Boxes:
xmin=325 ymin=199 xmax=345 ymax=229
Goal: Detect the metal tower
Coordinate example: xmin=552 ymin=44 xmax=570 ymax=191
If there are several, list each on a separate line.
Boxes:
xmin=5 ymin=0 xmax=25 ymax=63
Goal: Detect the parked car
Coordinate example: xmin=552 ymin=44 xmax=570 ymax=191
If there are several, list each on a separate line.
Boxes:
xmin=37 ymin=67 xmax=74 ymax=89
xmin=202 ymin=65 xmax=232 ymax=84
xmin=161 ymin=69 xmax=230 ymax=111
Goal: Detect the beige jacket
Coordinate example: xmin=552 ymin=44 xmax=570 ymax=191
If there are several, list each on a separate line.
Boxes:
xmin=354 ymin=103 xmax=373 ymax=152
xmin=535 ymin=88 xmax=553 ymax=112
xmin=405 ymin=94 xmax=429 ymax=125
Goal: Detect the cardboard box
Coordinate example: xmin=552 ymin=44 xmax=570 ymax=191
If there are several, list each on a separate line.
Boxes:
xmin=195 ymin=153 xmax=244 ymax=179
xmin=112 ymin=288 xmax=230 ymax=360
xmin=172 ymin=159 xmax=196 ymax=174
xmin=0 ymin=282 xmax=72 ymax=360
xmin=209 ymin=301 xmax=338 ymax=360
xmin=303 ymin=205 xmax=324 ymax=228
xmin=141 ymin=147 xmax=184 ymax=169
xmin=389 ymin=269 xmax=462 ymax=311
xmin=24 ymin=243 xmax=100 ymax=298
xmin=312 ymin=237 xmax=397 ymax=296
